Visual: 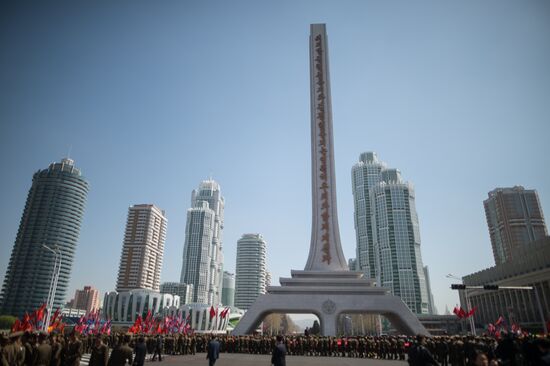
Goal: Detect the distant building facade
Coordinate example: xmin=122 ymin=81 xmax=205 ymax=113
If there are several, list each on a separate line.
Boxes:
xmin=352 ymin=152 xmax=430 ymax=314
xmin=221 ymin=272 xmax=235 ymax=307
xmin=0 ymin=158 xmax=89 ymax=317
xmin=160 ymin=282 xmax=193 ymax=304
xmin=348 ymin=258 xmax=357 ymax=271
xmin=351 ymin=152 xmax=385 ymax=279
xmin=116 ymin=204 xmax=167 ymax=292
xmin=484 ymin=186 xmax=547 ymax=265
xmin=423 ymin=266 xmax=437 ymax=315
xmin=234 ymin=234 xmax=267 ymax=310
xmin=462 ymin=237 xmax=550 ymax=332
xmin=70 ymin=286 xmax=100 ymax=313
xmin=180 ymin=180 xmax=224 ymax=305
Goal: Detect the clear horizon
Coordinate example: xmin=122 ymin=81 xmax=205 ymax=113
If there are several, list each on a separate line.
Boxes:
xmin=1 ymin=0 xmax=549 ymax=321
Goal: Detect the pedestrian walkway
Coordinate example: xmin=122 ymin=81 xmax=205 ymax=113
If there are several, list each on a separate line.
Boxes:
xmin=80 ymin=354 xmax=90 ymax=366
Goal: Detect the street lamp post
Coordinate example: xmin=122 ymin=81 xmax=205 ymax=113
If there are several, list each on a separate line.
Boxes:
xmin=42 ymin=244 xmax=62 ymax=331
xmin=446 ymin=274 xmax=476 ymax=335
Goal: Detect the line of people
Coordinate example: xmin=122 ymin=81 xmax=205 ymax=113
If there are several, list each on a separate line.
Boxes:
xmin=3 ymin=331 xmax=550 ymax=366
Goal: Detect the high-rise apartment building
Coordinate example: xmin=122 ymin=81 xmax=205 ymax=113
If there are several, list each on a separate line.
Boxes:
xmin=160 ymin=282 xmax=193 ymax=304
xmin=351 ymin=152 xmax=385 ymax=279
xmin=69 ymin=286 xmax=100 ymax=313
xmin=0 ymin=158 xmax=89 ymax=317
xmin=221 ymin=272 xmax=235 ymax=307
xmin=484 ymin=186 xmax=548 ymax=265
xmin=180 ymin=180 xmax=224 ymax=305
xmin=234 ymin=234 xmax=267 ymax=310
xmin=352 ymin=153 xmax=429 ymax=314
xmin=116 ymin=204 xmax=167 ymax=292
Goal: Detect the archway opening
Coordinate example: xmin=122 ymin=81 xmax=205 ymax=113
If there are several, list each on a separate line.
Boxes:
xmin=337 ymin=313 xmax=382 ymax=336
xmin=260 ymin=313 xmax=320 ymax=336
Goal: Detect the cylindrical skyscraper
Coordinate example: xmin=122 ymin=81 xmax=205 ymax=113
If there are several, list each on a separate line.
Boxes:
xmin=234 ymin=234 xmax=267 ymax=310
xmin=0 ymin=158 xmax=89 ymax=317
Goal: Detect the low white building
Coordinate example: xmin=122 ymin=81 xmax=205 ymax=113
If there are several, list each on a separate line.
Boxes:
xmin=103 ymin=290 xmax=180 ymax=323
xmin=103 ymin=290 xmax=236 ymax=333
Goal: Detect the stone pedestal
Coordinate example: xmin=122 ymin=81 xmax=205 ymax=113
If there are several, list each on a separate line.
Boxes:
xmin=232 ymin=271 xmax=429 ymax=336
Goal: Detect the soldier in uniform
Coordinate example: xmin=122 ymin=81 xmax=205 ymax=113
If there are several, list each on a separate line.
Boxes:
xmin=133 ymin=337 xmax=146 ymax=366
xmin=3 ymin=332 xmax=26 ymax=366
xmin=49 ymin=334 xmax=62 ymax=366
xmin=107 ymin=336 xmax=132 ymax=366
xmin=1 ymin=334 xmax=8 ymax=366
xmin=64 ymin=333 xmax=82 ymax=366
xmin=33 ymin=333 xmax=52 ymax=366
xmin=88 ymin=337 xmax=108 ymax=366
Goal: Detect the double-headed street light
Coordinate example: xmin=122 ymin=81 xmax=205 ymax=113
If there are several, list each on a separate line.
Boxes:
xmin=42 ymin=243 xmax=62 ymax=332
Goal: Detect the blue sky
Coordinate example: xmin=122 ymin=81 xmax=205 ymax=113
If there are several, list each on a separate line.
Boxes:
xmin=1 ymin=0 xmax=549 ymax=317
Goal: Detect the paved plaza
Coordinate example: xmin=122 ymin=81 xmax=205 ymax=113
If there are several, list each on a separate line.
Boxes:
xmin=157 ymin=353 xmax=407 ymax=366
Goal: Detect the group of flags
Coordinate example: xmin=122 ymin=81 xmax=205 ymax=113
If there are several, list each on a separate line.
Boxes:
xmin=487 ymin=316 xmax=525 ymax=338
xmin=452 ymin=306 xmax=476 ymax=319
xmin=74 ymin=310 xmax=111 ymax=336
xmin=128 ymin=311 xmax=192 ymax=335
xmin=209 ymin=306 xmax=230 ymax=320
xmin=11 ymin=304 xmax=65 ymax=334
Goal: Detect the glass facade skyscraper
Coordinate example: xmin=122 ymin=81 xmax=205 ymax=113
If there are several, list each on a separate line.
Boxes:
xmin=351 ymin=152 xmax=385 ymax=279
xmin=0 ymin=158 xmax=89 ymax=317
xmin=352 ymin=153 xmax=429 ymax=314
xmin=180 ymin=180 xmax=224 ymax=305
xmin=234 ymin=233 xmax=267 ymax=310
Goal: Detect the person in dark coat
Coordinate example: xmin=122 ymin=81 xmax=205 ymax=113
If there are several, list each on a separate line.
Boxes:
xmin=64 ymin=334 xmax=82 ymax=366
xmin=271 ymin=335 xmax=287 ymax=366
xmin=88 ymin=337 xmax=108 ymax=366
xmin=132 ymin=337 xmax=146 ymax=366
xmin=408 ymin=335 xmax=439 ymax=366
xmin=206 ymin=336 xmax=220 ymax=366
xmin=107 ymin=336 xmax=132 ymax=366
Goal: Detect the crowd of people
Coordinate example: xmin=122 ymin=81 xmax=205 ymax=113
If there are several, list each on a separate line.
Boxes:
xmin=2 ymin=330 xmax=550 ymax=366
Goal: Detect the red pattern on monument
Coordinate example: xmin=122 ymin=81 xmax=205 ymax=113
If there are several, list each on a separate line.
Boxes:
xmin=314 ymin=34 xmax=331 ymax=265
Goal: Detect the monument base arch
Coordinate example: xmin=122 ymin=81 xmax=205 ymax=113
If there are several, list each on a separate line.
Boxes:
xmin=232 ymin=271 xmax=429 ymax=336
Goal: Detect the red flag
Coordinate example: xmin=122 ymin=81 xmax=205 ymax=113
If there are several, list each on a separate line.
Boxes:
xmin=11 ymin=319 xmax=21 ymax=332
xmin=453 ymin=306 xmax=464 ymax=319
xmin=466 ymin=307 xmax=476 ymax=318
xmin=209 ymin=306 xmax=215 ymax=319
xmin=50 ymin=308 xmax=60 ymax=326
xmin=495 ymin=316 xmax=504 ymax=326
xmin=220 ymin=308 xmax=229 ymax=318
xmin=37 ymin=303 xmax=47 ymax=321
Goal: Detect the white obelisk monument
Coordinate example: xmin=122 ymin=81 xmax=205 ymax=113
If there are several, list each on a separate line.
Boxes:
xmin=232 ymin=24 xmax=428 ymax=336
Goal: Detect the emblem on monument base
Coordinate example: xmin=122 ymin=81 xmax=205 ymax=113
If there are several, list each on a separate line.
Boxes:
xmin=322 ymin=299 xmax=336 ymax=314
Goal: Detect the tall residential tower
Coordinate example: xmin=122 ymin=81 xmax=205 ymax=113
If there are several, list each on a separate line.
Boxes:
xmin=351 ymin=152 xmax=385 ymax=278
xmin=116 ymin=204 xmax=167 ymax=292
xmin=234 ymin=234 xmax=267 ymax=310
xmin=0 ymin=158 xmax=89 ymax=316
xmin=352 ymin=153 xmax=430 ymax=314
xmin=484 ymin=186 xmax=547 ymax=265
xmin=180 ymin=180 xmax=224 ymax=305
